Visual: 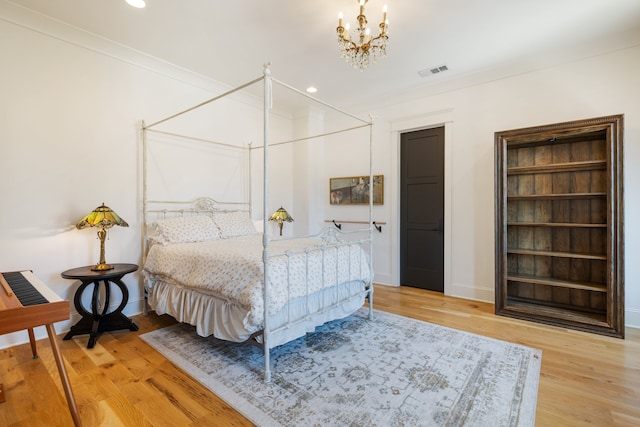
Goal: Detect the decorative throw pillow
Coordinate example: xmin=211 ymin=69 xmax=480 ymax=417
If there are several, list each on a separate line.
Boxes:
xmin=212 ymin=210 xmax=257 ymax=238
xmin=148 ymin=215 xmax=221 ymax=245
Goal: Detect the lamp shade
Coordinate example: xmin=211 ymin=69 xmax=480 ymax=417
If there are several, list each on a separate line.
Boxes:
xmin=76 ymin=203 xmax=128 ymax=271
xmin=76 ymin=203 xmax=129 ymax=229
xmin=269 ymin=206 xmax=293 ymax=236
xmin=269 ymin=206 xmax=294 ymax=224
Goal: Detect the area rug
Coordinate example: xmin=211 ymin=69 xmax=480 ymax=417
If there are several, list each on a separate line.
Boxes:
xmin=140 ymin=308 xmax=541 ymax=426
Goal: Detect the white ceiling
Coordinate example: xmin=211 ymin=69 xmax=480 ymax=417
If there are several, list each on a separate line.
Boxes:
xmin=8 ymin=0 xmax=640 ymax=111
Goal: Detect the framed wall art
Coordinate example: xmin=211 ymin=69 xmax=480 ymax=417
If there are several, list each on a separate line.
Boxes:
xmin=329 ymin=175 xmax=384 ymax=205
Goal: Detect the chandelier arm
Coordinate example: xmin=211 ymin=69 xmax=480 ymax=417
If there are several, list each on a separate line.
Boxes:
xmin=379 ymin=21 xmax=388 ymax=35
xmin=369 ymin=34 xmax=383 ymax=44
xmin=346 ymin=40 xmax=359 ymax=50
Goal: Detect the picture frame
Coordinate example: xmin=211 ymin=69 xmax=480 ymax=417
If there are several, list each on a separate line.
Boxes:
xmin=329 ymin=175 xmax=384 ymax=205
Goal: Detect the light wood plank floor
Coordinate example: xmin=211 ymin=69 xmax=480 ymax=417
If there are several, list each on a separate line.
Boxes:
xmin=1 ymin=284 xmax=638 ymax=426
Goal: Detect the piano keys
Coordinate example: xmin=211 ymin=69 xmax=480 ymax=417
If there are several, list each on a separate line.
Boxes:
xmin=2 ymin=271 xmax=48 ymax=305
xmin=0 ymin=270 xmax=81 ymax=427
xmin=0 ymin=271 xmax=69 ymax=335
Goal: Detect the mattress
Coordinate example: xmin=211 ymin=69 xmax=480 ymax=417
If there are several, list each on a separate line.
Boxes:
xmin=143 ymin=233 xmax=372 ymax=346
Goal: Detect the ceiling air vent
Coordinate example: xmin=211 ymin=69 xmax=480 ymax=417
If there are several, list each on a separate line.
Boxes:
xmin=418 ymin=65 xmax=449 ymax=77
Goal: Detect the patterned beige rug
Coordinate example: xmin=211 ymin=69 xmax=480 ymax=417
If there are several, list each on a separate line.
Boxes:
xmin=141 ymin=308 xmax=541 ymax=426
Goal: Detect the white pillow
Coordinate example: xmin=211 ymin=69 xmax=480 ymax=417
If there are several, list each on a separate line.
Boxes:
xmin=212 ymin=210 xmax=257 ymax=238
xmin=148 ymin=215 xmax=221 ymax=245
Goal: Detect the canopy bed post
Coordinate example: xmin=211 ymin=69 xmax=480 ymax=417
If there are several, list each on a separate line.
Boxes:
xmin=248 ymin=142 xmax=252 ymax=219
xmin=141 ymin=119 xmax=150 ymax=316
xmin=368 ymin=119 xmax=375 ymax=321
xmin=141 ymin=119 xmax=148 ymax=258
xmin=262 ymin=64 xmax=272 ymax=383
xmin=140 ymin=65 xmax=375 ymax=383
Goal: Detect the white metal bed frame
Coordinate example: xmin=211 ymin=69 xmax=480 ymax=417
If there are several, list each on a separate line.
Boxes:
xmin=141 ymin=64 xmax=375 ymax=382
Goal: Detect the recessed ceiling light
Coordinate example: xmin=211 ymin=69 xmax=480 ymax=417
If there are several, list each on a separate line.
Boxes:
xmin=125 ymin=0 xmax=146 ymax=8
xmin=306 ymin=86 xmax=318 ymax=94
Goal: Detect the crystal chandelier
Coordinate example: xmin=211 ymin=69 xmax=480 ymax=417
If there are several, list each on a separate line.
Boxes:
xmin=336 ymin=0 xmax=389 ymax=71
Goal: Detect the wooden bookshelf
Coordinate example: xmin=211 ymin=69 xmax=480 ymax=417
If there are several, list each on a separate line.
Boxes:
xmin=495 ymin=115 xmax=624 ymax=337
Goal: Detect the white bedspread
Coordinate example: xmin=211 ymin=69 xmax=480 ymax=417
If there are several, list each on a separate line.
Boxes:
xmin=143 ymin=234 xmax=372 ymax=327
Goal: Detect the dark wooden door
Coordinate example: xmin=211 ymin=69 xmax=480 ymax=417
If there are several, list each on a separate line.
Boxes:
xmin=400 ymin=127 xmax=445 ymax=291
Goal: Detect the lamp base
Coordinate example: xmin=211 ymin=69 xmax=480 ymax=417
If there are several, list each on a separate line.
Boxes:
xmin=91 ymin=263 xmax=114 ymax=271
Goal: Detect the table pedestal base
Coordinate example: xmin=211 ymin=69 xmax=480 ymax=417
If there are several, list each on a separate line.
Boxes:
xmin=61 ymin=264 xmax=138 ymax=349
xmin=64 ymin=309 xmax=138 ymax=348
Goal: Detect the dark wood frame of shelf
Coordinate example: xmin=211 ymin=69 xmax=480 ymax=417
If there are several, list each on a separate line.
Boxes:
xmin=495 ymin=115 xmax=624 ymax=338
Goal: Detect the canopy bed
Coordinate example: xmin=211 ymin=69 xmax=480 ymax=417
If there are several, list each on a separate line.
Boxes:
xmin=141 ymin=65 xmax=375 ymax=381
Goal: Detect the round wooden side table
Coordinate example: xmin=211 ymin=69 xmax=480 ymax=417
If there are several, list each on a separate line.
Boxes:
xmin=61 ymin=263 xmax=139 ymax=348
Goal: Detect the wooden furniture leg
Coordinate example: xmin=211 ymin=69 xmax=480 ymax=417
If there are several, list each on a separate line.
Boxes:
xmin=28 ymin=328 xmax=38 ymax=358
xmin=46 ymin=323 xmax=82 ymax=427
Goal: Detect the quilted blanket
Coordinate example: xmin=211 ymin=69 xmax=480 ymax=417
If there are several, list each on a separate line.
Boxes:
xmin=143 ymin=234 xmax=372 ymax=326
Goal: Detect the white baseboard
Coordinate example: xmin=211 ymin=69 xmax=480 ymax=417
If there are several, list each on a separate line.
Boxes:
xmin=448 ymin=282 xmax=494 ymax=303
xmin=625 ymin=308 xmax=640 ymax=329
xmin=372 ymin=274 xmax=393 ymax=286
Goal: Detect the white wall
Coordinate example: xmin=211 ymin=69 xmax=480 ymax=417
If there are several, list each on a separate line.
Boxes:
xmin=321 ymin=115 xmax=392 ymax=283
xmin=0 ymin=5 xmax=293 ymax=348
xmin=361 ymin=46 xmax=640 ymax=328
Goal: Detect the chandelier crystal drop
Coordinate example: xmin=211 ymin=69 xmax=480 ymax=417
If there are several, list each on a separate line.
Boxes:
xmin=336 ymin=0 xmax=389 ymax=71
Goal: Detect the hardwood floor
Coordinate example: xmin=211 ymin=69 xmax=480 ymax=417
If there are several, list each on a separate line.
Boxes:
xmin=1 ymin=284 xmax=639 ymax=426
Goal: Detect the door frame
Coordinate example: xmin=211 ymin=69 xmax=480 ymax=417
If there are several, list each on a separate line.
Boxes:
xmin=390 ymin=109 xmax=453 ymax=294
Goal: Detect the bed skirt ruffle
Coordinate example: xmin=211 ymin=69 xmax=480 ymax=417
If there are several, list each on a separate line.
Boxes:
xmin=147 ymin=279 xmax=366 ymax=349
